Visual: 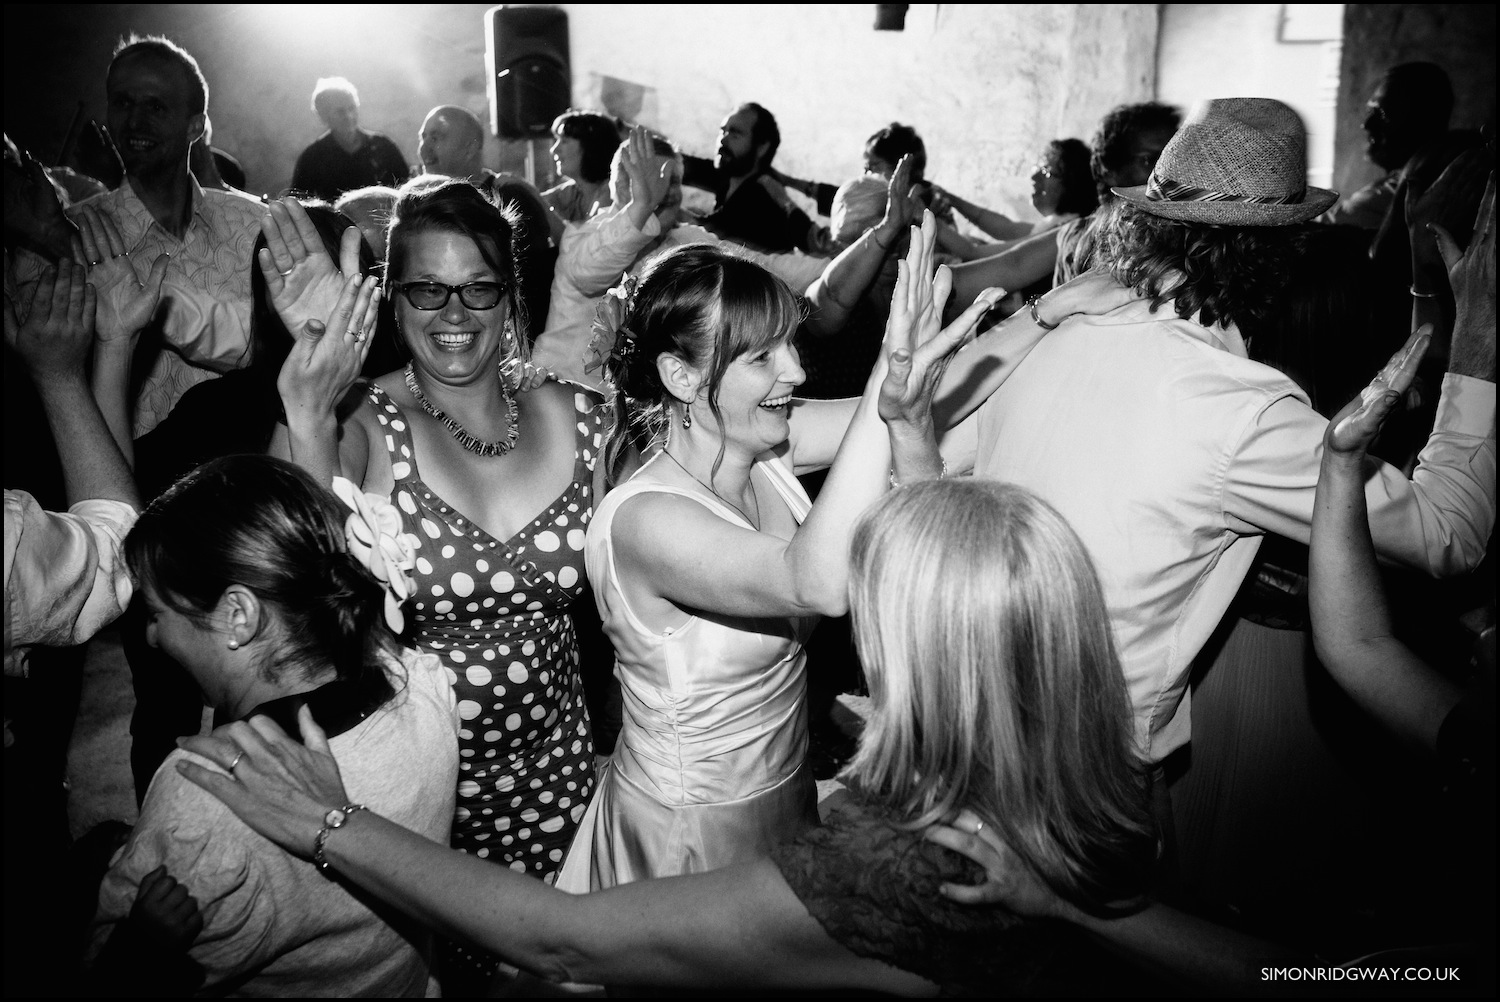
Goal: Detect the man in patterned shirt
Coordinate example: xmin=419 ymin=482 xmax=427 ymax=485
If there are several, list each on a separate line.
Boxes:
xmin=31 ymin=34 xmax=266 ymax=438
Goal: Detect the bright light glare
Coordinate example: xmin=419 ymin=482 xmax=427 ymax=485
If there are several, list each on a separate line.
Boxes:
xmin=252 ymin=4 xmax=408 ymax=43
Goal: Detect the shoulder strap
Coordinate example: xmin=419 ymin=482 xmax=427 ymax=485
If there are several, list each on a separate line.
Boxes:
xmin=756 ymin=452 xmax=812 ymax=524
xmin=364 ymin=382 xmax=420 ymax=485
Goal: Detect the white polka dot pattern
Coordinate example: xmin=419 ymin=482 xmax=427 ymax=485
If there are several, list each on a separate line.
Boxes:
xmin=365 ymin=382 xmax=605 ymax=895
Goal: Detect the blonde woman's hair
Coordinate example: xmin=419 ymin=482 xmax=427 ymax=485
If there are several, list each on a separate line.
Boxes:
xmin=844 ymin=479 xmax=1155 ymax=914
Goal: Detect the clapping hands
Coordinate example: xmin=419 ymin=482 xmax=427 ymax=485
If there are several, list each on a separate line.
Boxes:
xmin=74 ymin=203 xmax=168 ymax=348
xmin=3 ymin=258 xmax=95 ymax=384
xmin=258 ymin=196 xmax=366 ymax=341
xmin=878 ymin=209 xmax=1002 ymax=430
xmin=1324 ymin=326 xmax=1431 ymax=459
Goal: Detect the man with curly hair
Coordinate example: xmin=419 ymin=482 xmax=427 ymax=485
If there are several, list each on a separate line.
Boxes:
xmin=937 ymin=98 xmax=1495 ymax=770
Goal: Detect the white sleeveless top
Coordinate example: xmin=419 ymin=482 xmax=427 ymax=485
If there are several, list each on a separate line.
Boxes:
xmin=556 ymin=451 xmax=820 ymax=891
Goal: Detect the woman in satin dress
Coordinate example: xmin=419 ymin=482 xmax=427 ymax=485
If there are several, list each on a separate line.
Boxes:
xmin=556 ymin=216 xmax=996 ymax=890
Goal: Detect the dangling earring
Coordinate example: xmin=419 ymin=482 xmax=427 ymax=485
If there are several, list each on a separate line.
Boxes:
xmin=682 ymin=402 xmax=692 ymax=429
xmin=227 ymin=639 xmax=240 ymax=650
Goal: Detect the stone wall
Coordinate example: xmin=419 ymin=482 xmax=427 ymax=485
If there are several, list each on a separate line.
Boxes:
xmin=3 ymin=4 xmax=1158 ymax=223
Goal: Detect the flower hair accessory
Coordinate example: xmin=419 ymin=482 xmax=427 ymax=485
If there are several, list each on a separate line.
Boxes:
xmin=331 ymin=477 xmax=418 ymax=634
xmin=584 ymin=274 xmax=640 ymax=375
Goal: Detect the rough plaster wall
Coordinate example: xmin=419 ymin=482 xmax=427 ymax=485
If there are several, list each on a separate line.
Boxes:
xmin=1334 ymin=4 xmax=1496 ymax=197
xmin=3 ymin=4 xmax=1156 ymax=224
xmin=562 ymin=3 xmax=1158 ymax=222
xmin=1157 ymin=4 xmax=1341 ymax=190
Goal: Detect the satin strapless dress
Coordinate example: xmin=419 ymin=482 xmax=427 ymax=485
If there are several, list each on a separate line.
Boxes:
xmin=556 ymin=452 xmax=819 ymax=891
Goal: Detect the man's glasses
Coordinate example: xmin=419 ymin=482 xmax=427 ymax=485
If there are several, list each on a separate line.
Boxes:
xmin=389 ymin=281 xmax=507 ymax=311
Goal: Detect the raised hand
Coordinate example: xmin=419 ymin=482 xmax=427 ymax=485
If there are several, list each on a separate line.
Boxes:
xmin=3 ymin=257 xmax=96 ymax=382
xmin=621 ymin=125 xmax=673 ymax=227
xmin=1433 ymin=170 xmax=1496 ymax=365
xmin=3 ymin=136 xmax=81 ymax=262
xmin=178 ymin=707 xmax=352 ymax=862
xmin=276 ymin=269 xmax=382 ymax=423
xmin=258 ymin=196 xmax=364 ymax=340
xmin=878 ymin=210 xmax=1002 ymax=429
xmin=128 ymin=866 xmax=204 ymax=951
xmin=1407 ymin=145 xmax=1493 ymax=287
xmin=872 ymin=155 xmax=923 ymax=247
xmin=1325 ymin=326 xmax=1431 ymax=458
xmin=75 ymin=204 xmax=169 ymax=346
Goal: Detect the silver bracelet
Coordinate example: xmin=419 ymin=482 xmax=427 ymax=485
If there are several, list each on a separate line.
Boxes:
xmin=889 ymin=457 xmax=948 ymax=489
xmin=1028 ymin=294 xmax=1059 ymax=330
xmin=314 ymin=803 xmax=369 ymax=877
xmin=1409 ymin=285 xmax=1438 ymax=299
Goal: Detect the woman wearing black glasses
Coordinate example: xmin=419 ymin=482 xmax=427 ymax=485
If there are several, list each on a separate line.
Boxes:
xmin=265 ymin=179 xmax=604 ymax=991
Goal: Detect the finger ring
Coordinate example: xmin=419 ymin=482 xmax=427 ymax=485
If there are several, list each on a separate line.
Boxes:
xmin=973 ymin=819 xmax=985 ymax=835
xmin=89 ymin=258 xmax=101 ymax=266
xmin=278 ymin=269 xmax=294 ymax=277
xmin=348 ymin=327 xmax=365 ymax=342
xmin=228 ymin=751 xmax=244 ymax=773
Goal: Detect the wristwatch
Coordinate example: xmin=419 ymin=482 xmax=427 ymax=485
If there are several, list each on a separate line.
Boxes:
xmin=313 ymin=803 xmax=368 ymax=876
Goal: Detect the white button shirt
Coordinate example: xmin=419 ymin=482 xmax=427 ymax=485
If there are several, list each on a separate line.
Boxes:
xmin=952 ymin=300 xmax=1495 ymax=760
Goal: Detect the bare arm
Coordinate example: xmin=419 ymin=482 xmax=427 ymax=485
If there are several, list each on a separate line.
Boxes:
xmin=620 ymin=213 xmax=988 ymax=619
xmin=1311 ymin=328 xmax=1463 ymax=752
xmin=804 ymin=155 xmax=921 ymax=338
xmin=946 ymin=226 xmax=1063 ymax=316
xmin=5 ymin=259 xmax=136 ymax=510
xmin=932 ymin=185 xmax=1034 ymax=242
xmin=76 ymin=203 xmax=169 ymax=467
xmin=927 ymin=813 xmax=1299 ymax=992
xmin=180 ymin=713 xmax=931 ymax=994
xmin=256 ymin=198 xmax=385 ymax=487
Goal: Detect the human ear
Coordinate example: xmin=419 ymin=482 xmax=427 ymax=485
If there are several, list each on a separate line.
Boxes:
xmin=656 ymin=353 xmax=701 ymax=406
xmin=219 ymin=584 xmax=263 ymax=648
xmin=187 ymin=112 xmax=207 ymax=148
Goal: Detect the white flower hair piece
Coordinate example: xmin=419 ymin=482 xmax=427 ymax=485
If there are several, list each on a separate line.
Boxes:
xmin=331 ymin=476 xmax=418 ymax=634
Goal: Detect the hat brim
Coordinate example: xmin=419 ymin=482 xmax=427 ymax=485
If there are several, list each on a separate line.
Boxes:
xmin=1111 ymin=185 xmax=1338 ymax=226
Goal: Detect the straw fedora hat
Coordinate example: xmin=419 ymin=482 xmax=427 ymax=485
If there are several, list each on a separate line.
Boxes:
xmin=1112 ymin=97 xmax=1337 ymax=225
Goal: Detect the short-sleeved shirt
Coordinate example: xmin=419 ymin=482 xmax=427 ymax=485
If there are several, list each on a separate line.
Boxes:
xmin=290 ymin=130 xmax=410 ymax=202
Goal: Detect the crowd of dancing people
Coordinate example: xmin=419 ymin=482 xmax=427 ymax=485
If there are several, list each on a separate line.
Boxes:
xmin=3 ymin=30 xmax=1495 ymax=997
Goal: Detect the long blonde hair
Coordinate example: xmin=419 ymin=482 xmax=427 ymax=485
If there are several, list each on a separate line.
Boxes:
xmin=844 ymin=479 xmax=1155 ymax=914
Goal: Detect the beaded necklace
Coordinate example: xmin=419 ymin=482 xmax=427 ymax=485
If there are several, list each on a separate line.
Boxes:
xmin=404 ymin=363 xmax=520 ymax=458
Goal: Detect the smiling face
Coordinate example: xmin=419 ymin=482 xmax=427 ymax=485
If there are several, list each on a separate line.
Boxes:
xmin=106 ymin=52 xmax=203 ymax=182
xmin=392 ymin=229 xmax=509 ymax=386
xmin=706 ymin=335 xmax=805 ymax=454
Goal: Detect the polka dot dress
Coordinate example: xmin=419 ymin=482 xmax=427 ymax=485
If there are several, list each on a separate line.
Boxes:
xmin=366 ymin=382 xmax=600 ymax=882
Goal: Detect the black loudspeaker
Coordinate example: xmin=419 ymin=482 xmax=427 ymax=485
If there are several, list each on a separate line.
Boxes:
xmin=485 ymin=5 xmax=571 ymax=139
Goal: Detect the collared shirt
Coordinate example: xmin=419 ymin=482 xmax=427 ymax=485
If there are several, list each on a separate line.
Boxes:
xmin=4 ymin=490 xmax=136 ymax=677
xmin=69 ymin=177 xmax=265 ymax=435
xmin=952 ymin=300 xmax=1495 ymax=761
xmin=532 ymin=208 xmax=829 ymax=387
